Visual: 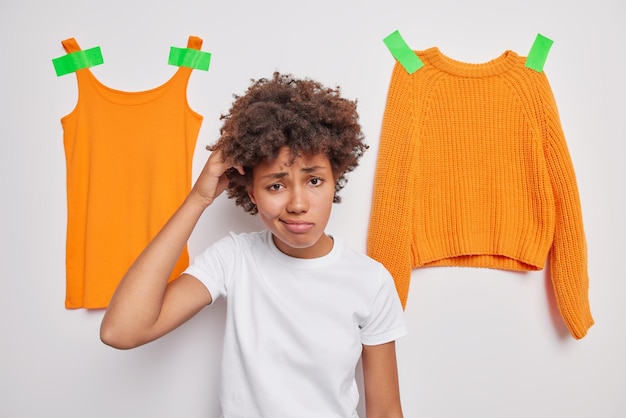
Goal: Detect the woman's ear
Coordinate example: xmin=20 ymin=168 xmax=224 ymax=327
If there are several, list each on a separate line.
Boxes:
xmin=248 ymin=188 xmax=256 ymax=205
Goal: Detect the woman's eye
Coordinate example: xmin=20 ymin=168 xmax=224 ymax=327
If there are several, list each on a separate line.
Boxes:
xmin=309 ymin=177 xmax=323 ymax=186
xmin=268 ymin=184 xmax=283 ymax=191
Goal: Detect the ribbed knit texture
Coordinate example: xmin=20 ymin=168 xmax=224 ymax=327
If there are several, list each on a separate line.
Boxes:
xmin=367 ymin=47 xmax=593 ymax=339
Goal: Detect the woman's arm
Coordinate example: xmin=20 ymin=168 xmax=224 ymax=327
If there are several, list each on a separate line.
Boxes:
xmin=361 ymin=341 xmax=403 ymax=418
xmin=100 ymin=150 xmax=242 ymax=349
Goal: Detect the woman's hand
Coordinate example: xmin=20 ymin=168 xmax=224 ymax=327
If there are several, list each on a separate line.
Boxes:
xmin=189 ymin=149 xmax=245 ymax=208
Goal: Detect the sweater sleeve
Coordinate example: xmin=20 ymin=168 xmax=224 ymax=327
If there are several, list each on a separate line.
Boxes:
xmin=367 ymin=62 xmax=419 ymax=308
xmin=540 ymin=75 xmax=594 ymax=339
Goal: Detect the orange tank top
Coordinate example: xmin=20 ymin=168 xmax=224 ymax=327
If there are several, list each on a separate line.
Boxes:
xmin=61 ymin=36 xmax=204 ymax=309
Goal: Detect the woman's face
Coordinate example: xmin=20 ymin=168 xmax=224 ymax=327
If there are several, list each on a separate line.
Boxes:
xmin=248 ymin=146 xmax=335 ymax=259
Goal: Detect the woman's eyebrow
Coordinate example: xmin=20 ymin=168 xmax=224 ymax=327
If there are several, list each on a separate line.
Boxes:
xmin=301 ymin=165 xmax=326 ymax=174
xmin=261 ymin=172 xmax=288 ymax=180
xmin=261 ymin=165 xmax=327 ymax=179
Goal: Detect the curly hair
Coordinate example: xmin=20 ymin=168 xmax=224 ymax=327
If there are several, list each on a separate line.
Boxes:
xmin=209 ymin=72 xmax=367 ymax=214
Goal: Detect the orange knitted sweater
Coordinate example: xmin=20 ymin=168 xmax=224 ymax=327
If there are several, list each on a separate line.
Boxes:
xmin=367 ymin=47 xmax=593 ymax=339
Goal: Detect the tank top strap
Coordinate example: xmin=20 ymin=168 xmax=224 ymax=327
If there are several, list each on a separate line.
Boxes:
xmin=171 ymin=36 xmax=205 ymax=88
xmin=61 ymin=38 xmax=82 ymax=54
xmin=186 ymin=36 xmax=203 ymax=50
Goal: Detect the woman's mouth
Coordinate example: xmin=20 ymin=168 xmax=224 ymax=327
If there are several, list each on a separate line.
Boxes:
xmin=280 ymin=220 xmax=314 ymax=234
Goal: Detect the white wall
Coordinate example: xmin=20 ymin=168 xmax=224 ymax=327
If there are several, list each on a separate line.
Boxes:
xmin=1 ymin=0 xmax=624 ymax=417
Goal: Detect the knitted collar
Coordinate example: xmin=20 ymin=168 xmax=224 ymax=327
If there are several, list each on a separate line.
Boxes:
xmin=422 ymin=47 xmax=520 ymax=77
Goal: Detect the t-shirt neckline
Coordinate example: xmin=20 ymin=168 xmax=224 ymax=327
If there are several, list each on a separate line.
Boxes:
xmin=264 ymin=230 xmax=342 ymax=270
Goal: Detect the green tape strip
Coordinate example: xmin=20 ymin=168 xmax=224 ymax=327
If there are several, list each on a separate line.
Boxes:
xmin=383 ymin=30 xmax=423 ymax=74
xmin=168 ymin=47 xmax=211 ymax=71
xmin=525 ymin=33 xmax=553 ymax=72
xmin=52 ymin=46 xmax=104 ymax=76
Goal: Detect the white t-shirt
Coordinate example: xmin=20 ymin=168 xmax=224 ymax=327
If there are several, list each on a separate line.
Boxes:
xmin=185 ymin=230 xmax=407 ymax=418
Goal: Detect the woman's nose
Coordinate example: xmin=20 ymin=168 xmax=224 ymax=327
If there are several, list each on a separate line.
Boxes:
xmin=286 ymin=187 xmax=308 ymax=213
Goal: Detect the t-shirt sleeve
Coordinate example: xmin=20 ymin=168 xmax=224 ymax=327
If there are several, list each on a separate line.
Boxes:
xmin=360 ymin=265 xmax=408 ymax=346
xmin=183 ymin=233 xmax=240 ymax=303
